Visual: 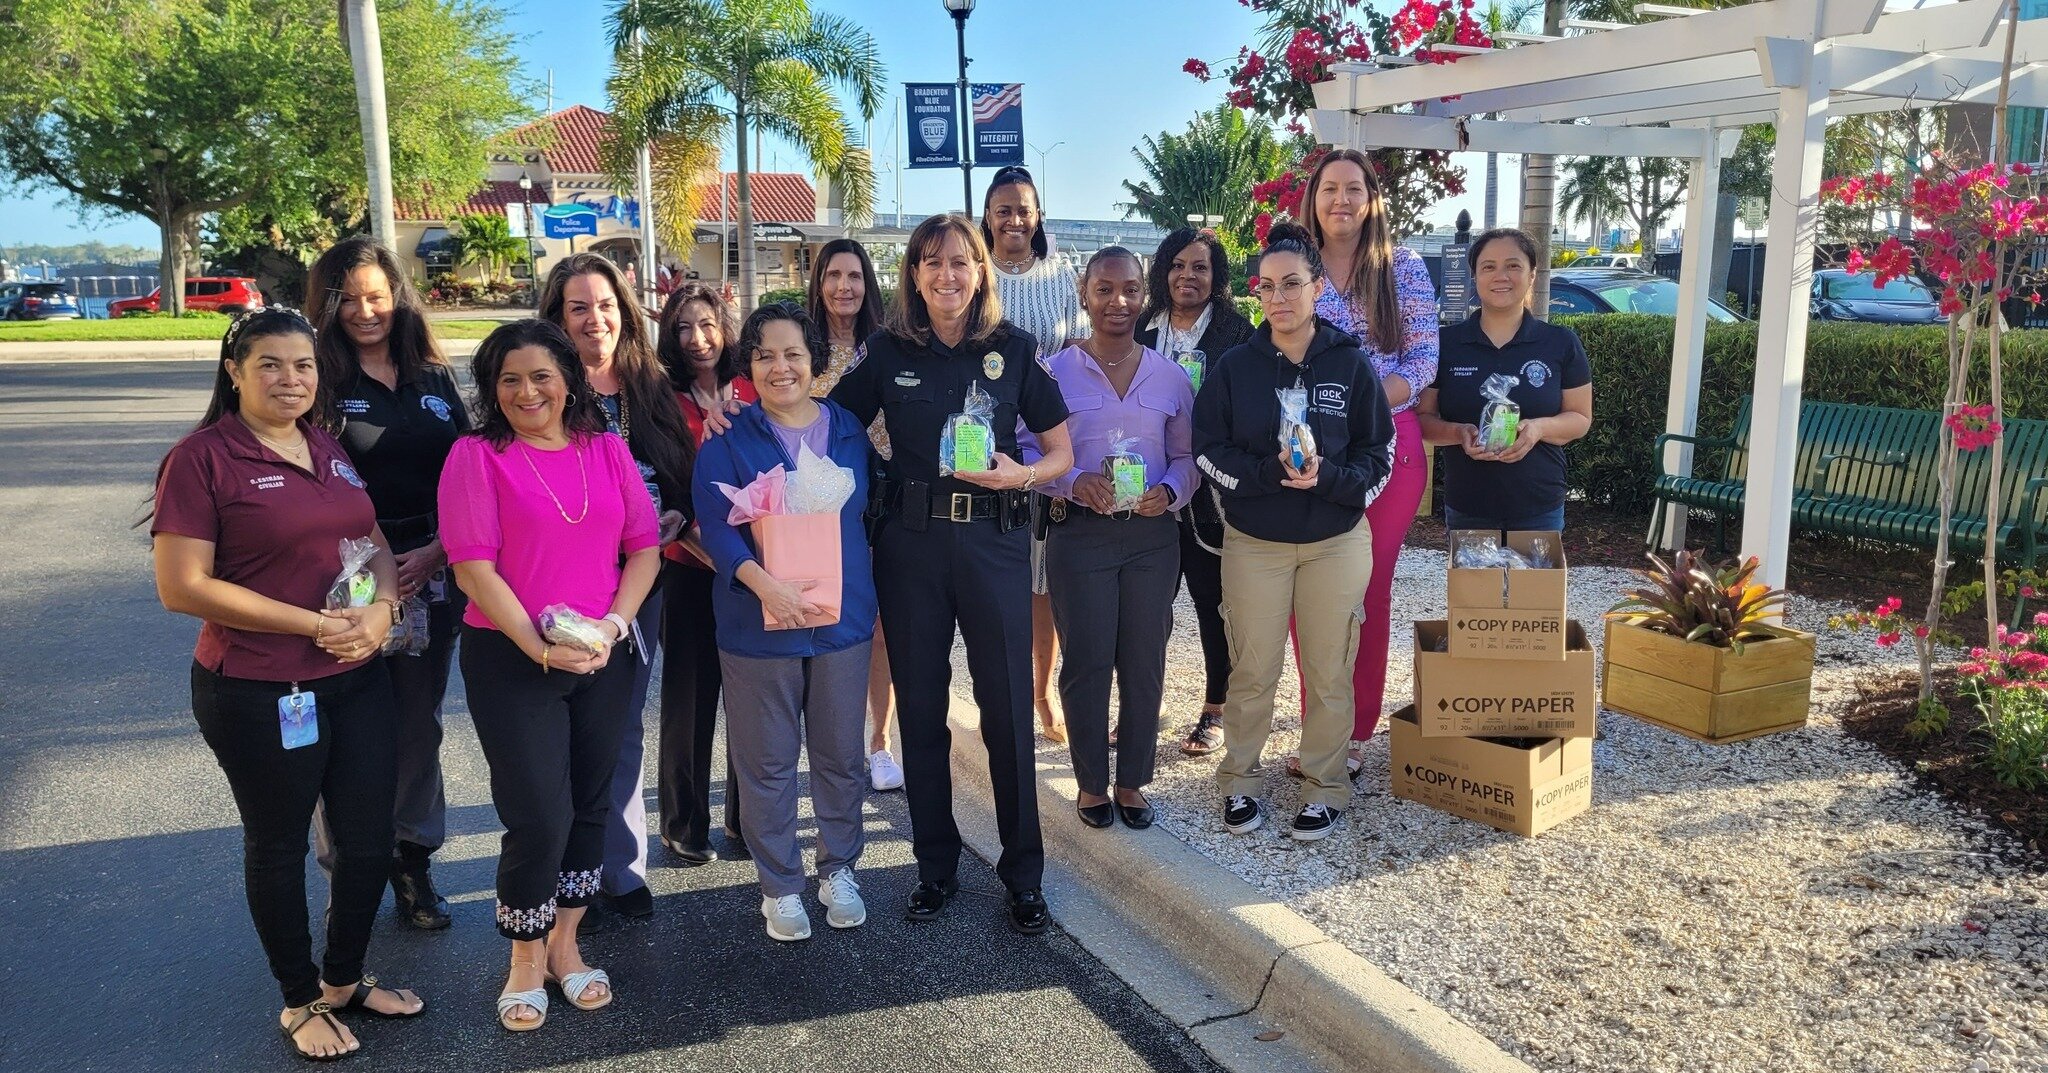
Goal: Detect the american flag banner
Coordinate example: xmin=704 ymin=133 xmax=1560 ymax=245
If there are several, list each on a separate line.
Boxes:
xmin=970 ymin=83 xmax=1025 ymax=166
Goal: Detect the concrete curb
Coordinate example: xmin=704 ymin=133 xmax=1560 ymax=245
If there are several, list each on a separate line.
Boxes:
xmin=943 ymin=697 xmax=1535 ymax=1073
xmin=0 ymin=339 xmax=482 ymax=363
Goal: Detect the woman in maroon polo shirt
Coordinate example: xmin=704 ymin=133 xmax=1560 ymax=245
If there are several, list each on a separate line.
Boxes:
xmin=152 ymin=308 xmax=425 ymax=1062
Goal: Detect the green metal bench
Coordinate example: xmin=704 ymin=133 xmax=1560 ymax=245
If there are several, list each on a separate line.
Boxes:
xmin=1647 ymin=399 xmax=2048 ymax=626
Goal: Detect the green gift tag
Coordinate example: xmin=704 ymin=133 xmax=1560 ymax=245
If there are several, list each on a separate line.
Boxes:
xmin=1178 ymin=353 xmax=1204 ymax=393
xmin=1485 ymin=408 xmax=1520 ymax=452
xmin=1111 ymin=458 xmax=1146 ymax=506
xmin=344 ymin=570 xmax=377 ymax=607
xmin=952 ymin=422 xmax=991 ymax=471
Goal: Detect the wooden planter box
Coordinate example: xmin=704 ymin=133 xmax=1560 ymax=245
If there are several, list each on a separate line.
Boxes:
xmin=1601 ymin=618 xmax=1816 ymax=743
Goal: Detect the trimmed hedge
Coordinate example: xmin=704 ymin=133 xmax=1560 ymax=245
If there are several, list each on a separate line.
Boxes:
xmin=1559 ymin=314 xmax=2048 ymax=513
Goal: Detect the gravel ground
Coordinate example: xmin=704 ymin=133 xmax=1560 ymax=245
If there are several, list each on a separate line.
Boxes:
xmin=992 ymin=545 xmax=2048 ymax=1073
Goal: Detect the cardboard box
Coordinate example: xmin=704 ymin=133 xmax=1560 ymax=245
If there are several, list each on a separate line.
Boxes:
xmin=1389 ymin=705 xmax=1593 ymax=837
xmin=1446 ymin=605 xmax=1570 ymax=661
xmin=1413 ymin=620 xmax=1597 ymax=738
xmin=1446 ymin=530 xmax=1567 ymax=611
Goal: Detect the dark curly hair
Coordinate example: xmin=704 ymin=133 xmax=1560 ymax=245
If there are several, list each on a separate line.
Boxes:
xmin=734 ymin=302 xmax=829 ymax=381
xmin=657 ymin=280 xmax=741 ymax=389
xmin=1140 ymin=227 xmax=1234 ymax=326
xmin=465 ymin=319 xmax=610 ymax=448
xmin=1261 ymin=221 xmax=1326 ymax=280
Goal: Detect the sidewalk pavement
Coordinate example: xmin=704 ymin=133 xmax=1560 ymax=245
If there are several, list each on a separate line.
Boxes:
xmin=0 ymin=338 xmax=483 ymax=363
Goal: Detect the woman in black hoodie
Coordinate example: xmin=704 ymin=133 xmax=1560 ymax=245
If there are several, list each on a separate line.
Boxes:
xmin=1192 ymin=222 xmax=1395 ymax=843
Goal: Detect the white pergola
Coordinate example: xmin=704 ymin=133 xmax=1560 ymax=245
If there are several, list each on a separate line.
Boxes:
xmin=1310 ymin=0 xmax=2048 ymax=590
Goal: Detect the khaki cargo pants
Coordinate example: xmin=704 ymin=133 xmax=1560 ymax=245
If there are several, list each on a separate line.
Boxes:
xmin=1215 ymin=518 xmax=1373 ymax=810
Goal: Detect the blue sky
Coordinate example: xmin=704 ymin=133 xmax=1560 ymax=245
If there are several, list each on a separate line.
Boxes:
xmin=0 ymin=0 xmax=1510 ymax=249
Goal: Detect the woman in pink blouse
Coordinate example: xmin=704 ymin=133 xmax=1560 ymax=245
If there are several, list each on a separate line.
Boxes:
xmin=437 ymin=319 xmax=662 ymax=1032
xmin=1297 ymin=148 xmax=1439 ymax=775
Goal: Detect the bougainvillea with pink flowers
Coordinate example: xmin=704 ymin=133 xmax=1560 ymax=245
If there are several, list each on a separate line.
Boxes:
xmin=1185 ymin=0 xmax=1476 ymax=244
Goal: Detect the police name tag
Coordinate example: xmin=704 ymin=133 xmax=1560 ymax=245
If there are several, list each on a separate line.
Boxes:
xmin=279 ymin=688 xmax=319 ymax=750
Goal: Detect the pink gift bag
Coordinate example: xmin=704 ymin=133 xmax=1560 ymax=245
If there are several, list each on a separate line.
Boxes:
xmin=755 ymin=513 xmax=843 ymax=629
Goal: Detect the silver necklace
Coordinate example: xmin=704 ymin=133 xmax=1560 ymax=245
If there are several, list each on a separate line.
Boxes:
xmin=1092 ymin=341 xmax=1141 ymax=369
xmin=994 ymin=255 xmax=1033 ymax=273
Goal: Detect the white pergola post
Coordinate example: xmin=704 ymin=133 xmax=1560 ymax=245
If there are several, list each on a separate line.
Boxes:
xmin=1656 ymin=125 xmax=1726 ymax=550
xmin=1740 ymin=36 xmax=1833 ymax=590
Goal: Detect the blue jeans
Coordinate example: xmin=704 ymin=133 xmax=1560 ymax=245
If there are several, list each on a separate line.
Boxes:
xmin=1443 ymin=505 xmax=1566 ymax=533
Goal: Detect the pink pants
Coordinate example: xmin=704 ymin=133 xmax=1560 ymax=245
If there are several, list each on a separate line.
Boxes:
xmin=1291 ymin=408 xmax=1428 ymax=740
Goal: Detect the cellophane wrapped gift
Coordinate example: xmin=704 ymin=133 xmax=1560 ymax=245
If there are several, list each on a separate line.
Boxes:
xmin=939 ymin=382 xmax=996 ymax=476
xmin=1479 ymin=373 xmax=1522 ymax=452
xmin=1101 ymin=427 xmax=1146 ymax=513
xmin=539 ymin=605 xmax=609 ymax=657
xmin=1277 ymin=386 xmax=1317 ymax=470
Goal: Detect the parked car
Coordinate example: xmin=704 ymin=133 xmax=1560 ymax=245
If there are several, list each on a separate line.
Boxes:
xmin=1572 ymin=253 xmax=1641 ymax=270
xmin=1809 ymin=269 xmax=1944 ymax=325
xmin=108 ymin=277 xmax=265 ymax=316
xmin=0 ymin=281 xmax=83 ymax=320
xmin=1548 ymin=267 xmax=1745 ymax=321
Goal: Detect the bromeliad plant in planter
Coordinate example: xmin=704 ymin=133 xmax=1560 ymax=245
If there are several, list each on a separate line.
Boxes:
xmin=1603 ymin=551 xmax=1817 ymax=743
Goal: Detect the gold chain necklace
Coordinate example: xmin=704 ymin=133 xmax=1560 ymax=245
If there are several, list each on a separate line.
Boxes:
xmin=253 ymin=430 xmax=309 ymax=459
xmin=516 ymin=439 xmax=590 ymax=524
xmin=1091 ymin=340 xmax=1141 ymax=369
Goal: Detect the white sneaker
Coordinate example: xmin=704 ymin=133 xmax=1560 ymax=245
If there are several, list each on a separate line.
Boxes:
xmin=761 ymin=893 xmax=812 ymax=941
xmin=817 ymin=868 xmax=867 ymax=929
xmin=869 ymin=749 xmax=905 ymax=792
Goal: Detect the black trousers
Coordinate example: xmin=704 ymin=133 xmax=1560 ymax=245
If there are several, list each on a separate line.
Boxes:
xmin=1177 ymin=521 xmax=1230 ymax=707
xmin=191 ymin=660 xmax=396 ymax=1008
xmin=657 ymin=561 xmax=739 ymax=849
xmin=1048 ymin=510 xmax=1179 ymax=796
xmin=461 ymin=625 xmax=634 ymax=940
xmin=873 ymin=514 xmax=1042 ymax=892
xmin=387 ymin=588 xmax=461 ymax=852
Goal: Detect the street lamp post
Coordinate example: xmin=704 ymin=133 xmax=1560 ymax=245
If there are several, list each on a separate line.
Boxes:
xmin=943 ymin=0 xmax=976 ymax=215
xmin=1027 ymin=140 xmax=1065 ymax=204
xmin=518 ymin=165 xmax=538 ymax=309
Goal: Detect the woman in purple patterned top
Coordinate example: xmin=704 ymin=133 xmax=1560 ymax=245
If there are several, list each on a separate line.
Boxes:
xmin=1295 ymin=148 xmax=1439 ymax=776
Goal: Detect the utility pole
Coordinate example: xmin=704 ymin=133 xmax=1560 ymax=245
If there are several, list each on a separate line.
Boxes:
xmin=947 ymin=1 xmax=977 ymax=214
xmin=341 ymin=0 xmax=396 ymax=245
xmin=632 ymin=8 xmax=658 ymax=310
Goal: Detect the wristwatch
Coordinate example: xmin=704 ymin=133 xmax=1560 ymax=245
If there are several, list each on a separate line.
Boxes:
xmin=603 ymin=612 xmax=632 ymax=645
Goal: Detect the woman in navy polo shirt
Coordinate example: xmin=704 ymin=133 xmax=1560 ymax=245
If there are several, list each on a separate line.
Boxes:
xmin=692 ymin=303 xmax=877 ymax=941
xmin=1417 ymin=227 xmax=1594 ymax=531
xmin=305 ymin=236 xmax=468 ymax=931
xmin=152 ymin=308 xmax=425 ymax=1061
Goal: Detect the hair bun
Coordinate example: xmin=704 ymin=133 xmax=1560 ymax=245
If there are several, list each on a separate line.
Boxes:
xmin=1263 ymin=220 xmax=1313 ymax=250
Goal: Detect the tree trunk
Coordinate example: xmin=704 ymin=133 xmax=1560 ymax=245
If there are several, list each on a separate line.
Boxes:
xmin=735 ymin=106 xmax=757 ymax=316
xmin=1523 ymin=0 xmax=1565 ymax=319
xmin=1484 ymin=152 xmax=1499 ymax=230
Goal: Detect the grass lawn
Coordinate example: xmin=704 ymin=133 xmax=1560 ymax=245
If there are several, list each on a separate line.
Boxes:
xmin=0 ymin=317 xmax=508 ymax=343
xmin=0 ymin=318 xmax=228 ymax=342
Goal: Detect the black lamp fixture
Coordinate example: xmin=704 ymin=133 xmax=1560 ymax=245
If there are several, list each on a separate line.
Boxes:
xmin=943 ymin=0 xmax=976 ymax=214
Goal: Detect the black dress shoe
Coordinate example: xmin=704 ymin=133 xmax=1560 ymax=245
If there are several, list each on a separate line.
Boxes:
xmin=1076 ymin=801 xmax=1115 ymax=829
xmin=904 ymin=879 xmax=958 ymax=922
xmin=1007 ymin=888 xmax=1050 ymax=936
xmin=389 ymin=859 xmax=452 ymax=931
xmin=608 ymin=885 xmax=654 ymax=919
xmin=1116 ymin=797 xmax=1156 ymax=830
xmin=662 ymin=836 xmax=713 ymax=867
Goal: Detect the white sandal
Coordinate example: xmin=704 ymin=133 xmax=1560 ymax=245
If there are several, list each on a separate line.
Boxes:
xmin=497 ymin=957 xmax=548 ymax=1032
xmin=549 ymin=967 xmax=613 ymax=1011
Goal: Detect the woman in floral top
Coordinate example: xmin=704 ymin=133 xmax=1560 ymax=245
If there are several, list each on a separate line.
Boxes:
xmin=805 ymin=238 xmax=903 ymax=794
xmin=1296 ymin=148 xmax=1439 ymax=775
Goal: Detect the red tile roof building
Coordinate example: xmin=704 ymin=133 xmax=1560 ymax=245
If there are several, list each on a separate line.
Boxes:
xmin=693 ymin=172 xmax=818 ymax=224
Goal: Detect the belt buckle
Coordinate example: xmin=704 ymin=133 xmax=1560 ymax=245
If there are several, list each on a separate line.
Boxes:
xmin=1048 ymin=498 xmax=1068 ymax=523
xmin=948 ymin=492 xmax=974 ymax=522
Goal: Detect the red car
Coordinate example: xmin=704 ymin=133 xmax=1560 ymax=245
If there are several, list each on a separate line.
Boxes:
xmin=109 ymin=277 xmax=265 ymax=316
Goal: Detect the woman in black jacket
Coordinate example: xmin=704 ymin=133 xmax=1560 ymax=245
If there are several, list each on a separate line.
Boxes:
xmin=1192 ymin=222 xmax=1394 ymax=844
xmin=1136 ymin=227 xmax=1254 ymax=757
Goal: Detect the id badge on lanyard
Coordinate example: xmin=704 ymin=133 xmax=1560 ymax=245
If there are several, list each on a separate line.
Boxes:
xmin=279 ymin=686 xmax=319 ymax=750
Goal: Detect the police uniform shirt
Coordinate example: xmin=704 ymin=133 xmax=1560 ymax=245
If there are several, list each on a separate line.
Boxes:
xmin=832 ymin=323 xmax=1069 ymax=496
xmin=1433 ymin=311 xmax=1591 ymax=521
xmin=333 ymin=364 xmax=468 ymax=528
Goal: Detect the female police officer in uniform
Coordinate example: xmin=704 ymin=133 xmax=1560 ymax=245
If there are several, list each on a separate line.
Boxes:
xmin=831 ymin=214 xmax=1074 ymax=935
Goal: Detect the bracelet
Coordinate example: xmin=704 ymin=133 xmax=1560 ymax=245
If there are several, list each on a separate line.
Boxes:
xmin=313 ymin=614 xmax=327 ymax=641
xmin=1023 ymin=464 xmax=1038 ymax=490
xmin=541 ymin=644 xmax=551 ymax=674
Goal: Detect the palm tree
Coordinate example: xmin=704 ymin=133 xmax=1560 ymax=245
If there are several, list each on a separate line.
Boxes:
xmin=607 ymin=0 xmax=884 ymax=314
xmin=449 ymin=212 xmax=525 ymax=283
xmin=1558 ymin=156 xmax=1629 ymax=252
xmin=1475 ymin=0 xmax=1541 ymax=229
xmin=1119 ymin=104 xmax=1293 ymax=248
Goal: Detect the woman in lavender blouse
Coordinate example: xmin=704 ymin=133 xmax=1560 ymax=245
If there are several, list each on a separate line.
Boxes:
xmin=1296 ymin=148 xmax=1439 ymax=774
xmin=1037 ymin=247 xmax=1196 ymax=830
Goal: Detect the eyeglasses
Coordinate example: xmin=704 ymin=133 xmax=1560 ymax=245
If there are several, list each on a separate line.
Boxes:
xmin=1253 ymin=278 xmax=1311 ymax=302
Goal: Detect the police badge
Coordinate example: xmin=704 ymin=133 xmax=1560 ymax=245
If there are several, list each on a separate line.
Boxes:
xmin=983 ymin=351 xmax=1004 ymax=379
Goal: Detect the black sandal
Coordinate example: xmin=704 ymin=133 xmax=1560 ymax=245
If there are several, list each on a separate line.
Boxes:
xmin=1180 ymin=712 xmax=1223 ymax=756
xmin=335 ymin=975 xmax=424 ymax=1020
xmin=280 ymin=1001 xmax=351 ymax=1062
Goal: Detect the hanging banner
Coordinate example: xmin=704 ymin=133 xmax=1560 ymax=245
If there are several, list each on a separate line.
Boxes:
xmin=906 ymin=83 xmax=960 ymax=169
xmin=972 ymin=83 xmax=1024 ymax=167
